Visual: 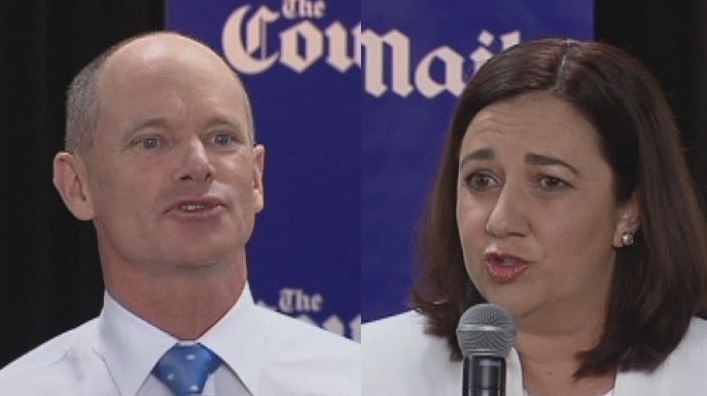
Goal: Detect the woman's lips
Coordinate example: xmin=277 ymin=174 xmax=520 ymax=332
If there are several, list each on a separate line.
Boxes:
xmin=485 ymin=252 xmax=530 ymax=283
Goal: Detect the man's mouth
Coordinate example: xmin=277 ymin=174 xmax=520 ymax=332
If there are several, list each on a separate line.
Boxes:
xmin=168 ymin=197 xmax=226 ymax=215
xmin=178 ymin=202 xmax=214 ymax=212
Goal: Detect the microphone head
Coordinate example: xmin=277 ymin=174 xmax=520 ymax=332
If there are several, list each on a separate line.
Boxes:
xmin=456 ymin=303 xmax=517 ymax=358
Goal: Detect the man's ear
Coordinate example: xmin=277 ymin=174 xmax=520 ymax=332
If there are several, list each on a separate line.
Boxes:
xmin=251 ymin=145 xmax=265 ymax=213
xmin=612 ymin=192 xmax=641 ymax=247
xmin=53 ymin=152 xmax=95 ymax=221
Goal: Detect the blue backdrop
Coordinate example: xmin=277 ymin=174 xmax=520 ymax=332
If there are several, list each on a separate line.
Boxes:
xmin=361 ymin=0 xmax=594 ymax=322
xmin=167 ymin=0 xmax=361 ymax=341
xmin=166 ymin=0 xmax=594 ymax=332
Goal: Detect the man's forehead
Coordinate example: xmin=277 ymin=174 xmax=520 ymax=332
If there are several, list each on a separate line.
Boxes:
xmin=104 ymin=34 xmax=248 ymax=100
xmin=105 ymin=33 xmax=228 ymax=75
xmin=92 ymin=33 xmax=254 ymax=143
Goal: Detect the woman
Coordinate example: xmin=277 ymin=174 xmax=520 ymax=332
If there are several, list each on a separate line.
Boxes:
xmin=362 ymin=39 xmax=707 ymax=395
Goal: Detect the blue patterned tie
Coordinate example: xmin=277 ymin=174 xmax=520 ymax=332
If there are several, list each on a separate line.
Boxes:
xmin=152 ymin=343 xmax=222 ymax=396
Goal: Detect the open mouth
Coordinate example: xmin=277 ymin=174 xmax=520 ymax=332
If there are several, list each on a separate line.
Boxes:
xmin=492 ymin=255 xmax=521 ymax=267
xmin=178 ymin=202 xmax=216 ymax=212
xmin=168 ymin=197 xmax=226 ymax=216
xmin=485 ymin=252 xmax=530 ymax=283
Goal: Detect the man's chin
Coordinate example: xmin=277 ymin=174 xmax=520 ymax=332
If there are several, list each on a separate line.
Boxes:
xmin=166 ymin=244 xmax=243 ymax=269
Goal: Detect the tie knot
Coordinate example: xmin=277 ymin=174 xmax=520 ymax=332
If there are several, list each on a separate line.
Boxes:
xmin=153 ymin=343 xmax=222 ymax=396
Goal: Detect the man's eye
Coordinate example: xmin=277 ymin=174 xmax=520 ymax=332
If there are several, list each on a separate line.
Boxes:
xmin=141 ymin=137 xmax=161 ymax=149
xmin=214 ymin=134 xmax=234 ymax=146
xmin=132 ymin=137 xmax=163 ymax=150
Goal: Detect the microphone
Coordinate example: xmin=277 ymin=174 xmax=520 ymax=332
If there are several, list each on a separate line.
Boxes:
xmin=456 ymin=304 xmax=517 ymax=396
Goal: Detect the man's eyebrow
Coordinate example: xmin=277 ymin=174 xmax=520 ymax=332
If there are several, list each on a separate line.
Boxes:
xmin=127 ymin=117 xmax=171 ymax=134
xmin=124 ymin=115 xmax=249 ymax=139
xmin=203 ymin=116 xmax=246 ymax=133
xmin=525 ymin=153 xmax=580 ymax=176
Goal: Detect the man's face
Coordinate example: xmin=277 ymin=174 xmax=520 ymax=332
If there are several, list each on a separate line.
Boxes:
xmin=79 ymin=37 xmax=264 ymax=272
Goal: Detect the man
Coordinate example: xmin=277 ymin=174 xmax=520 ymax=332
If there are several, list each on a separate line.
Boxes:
xmin=0 ymin=32 xmax=360 ymax=395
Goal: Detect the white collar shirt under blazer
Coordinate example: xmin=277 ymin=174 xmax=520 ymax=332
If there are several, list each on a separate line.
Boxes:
xmin=0 ymin=284 xmax=361 ymax=396
xmin=362 ymin=310 xmax=707 ymax=396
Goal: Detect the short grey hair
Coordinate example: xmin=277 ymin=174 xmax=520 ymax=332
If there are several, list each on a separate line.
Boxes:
xmin=64 ymin=32 xmax=256 ymax=154
xmin=65 ymin=49 xmax=111 ymax=154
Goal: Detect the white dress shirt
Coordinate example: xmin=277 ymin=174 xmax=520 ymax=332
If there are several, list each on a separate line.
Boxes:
xmin=363 ymin=310 xmax=707 ymax=396
xmin=0 ymin=284 xmax=360 ymax=396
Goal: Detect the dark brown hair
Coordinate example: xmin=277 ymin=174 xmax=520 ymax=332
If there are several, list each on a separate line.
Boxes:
xmin=411 ymin=38 xmax=707 ymax=377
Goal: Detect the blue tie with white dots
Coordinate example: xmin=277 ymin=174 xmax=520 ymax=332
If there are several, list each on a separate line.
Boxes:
xmin=152 ymin=343 xmax=222 ymax=396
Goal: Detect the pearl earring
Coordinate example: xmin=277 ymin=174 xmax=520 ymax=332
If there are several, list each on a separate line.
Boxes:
xmin=621 ymin=232 xmax=634 ymax=247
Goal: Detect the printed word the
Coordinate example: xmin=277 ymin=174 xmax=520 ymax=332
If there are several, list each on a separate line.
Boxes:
xmin=279 ymin=288 xmax=323 ymax=313
xmin=282 ymin=0 xmax=326 ymax=19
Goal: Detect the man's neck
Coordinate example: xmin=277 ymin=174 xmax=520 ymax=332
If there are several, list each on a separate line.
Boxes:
xmin=103 ymin=253 xmax=248 ymax=340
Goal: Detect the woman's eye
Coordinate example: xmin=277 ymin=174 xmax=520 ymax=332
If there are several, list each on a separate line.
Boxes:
xmin=466 ymin=173 xmax=498 ymax=190
xmin=538 ymin=176 xmax=569 ymax=190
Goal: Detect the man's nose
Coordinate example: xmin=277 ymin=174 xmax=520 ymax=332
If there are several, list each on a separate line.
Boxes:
xmin=172 ymin=139 xmax=216 ymax=183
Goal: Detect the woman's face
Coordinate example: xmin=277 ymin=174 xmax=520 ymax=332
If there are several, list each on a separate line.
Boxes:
xmin=456 ymin=92 xmax=638 ymax=330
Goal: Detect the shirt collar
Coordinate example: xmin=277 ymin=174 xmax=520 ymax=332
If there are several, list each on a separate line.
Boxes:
xmin=98 ymin=292 xmax=175 ymax=396
xmin=98 ymin=283 xmax=265 ymax=396
xmin=199 ymin=283 xmax=264 ymax=395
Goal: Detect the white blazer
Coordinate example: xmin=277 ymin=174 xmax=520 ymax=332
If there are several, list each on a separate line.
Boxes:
xmin=362 ymin=311 xmax=707 ymax=395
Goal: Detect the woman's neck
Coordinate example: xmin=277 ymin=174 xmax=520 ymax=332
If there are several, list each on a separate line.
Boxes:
xmin=517 ymin=326 xmax=615 ymax=396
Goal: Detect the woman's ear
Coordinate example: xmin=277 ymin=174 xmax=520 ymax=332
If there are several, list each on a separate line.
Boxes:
xmin=612 ymin=192 xmax=641 ymax=248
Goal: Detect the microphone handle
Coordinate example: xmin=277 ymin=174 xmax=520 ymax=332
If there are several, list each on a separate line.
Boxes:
xmin=462 ymin=355 xmax=506 ymax=396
